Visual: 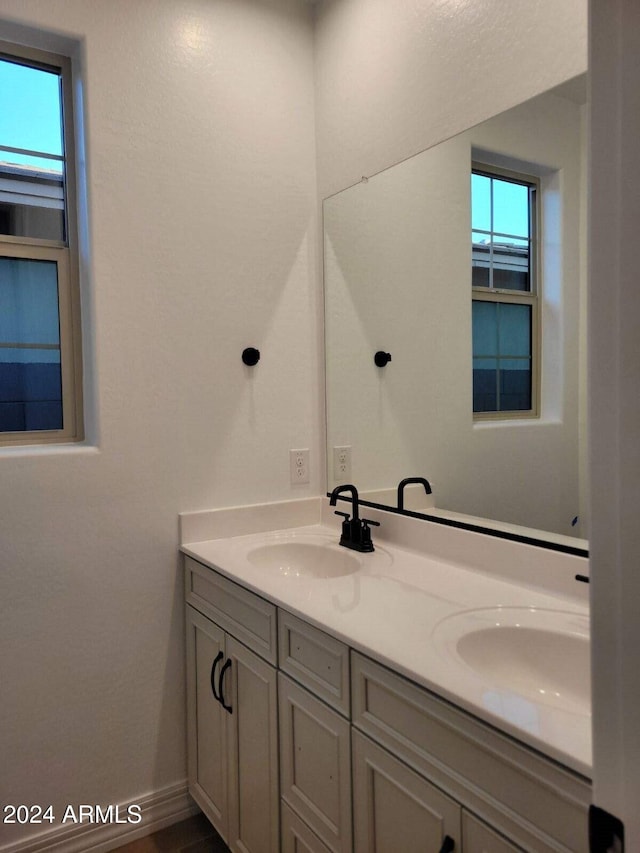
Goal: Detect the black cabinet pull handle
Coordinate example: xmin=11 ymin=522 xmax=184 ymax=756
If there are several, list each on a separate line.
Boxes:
xmin=219 ymin=658 xmax=233 ymax=714
xmin=438 ymin=835 xmax=455 ymax=853
xmin=210 ymin=651 xmax=223 ymax=702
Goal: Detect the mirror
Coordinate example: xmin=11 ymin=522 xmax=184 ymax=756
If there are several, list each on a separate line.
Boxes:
xmin=324 ymin=76 xmax=588 ymax=551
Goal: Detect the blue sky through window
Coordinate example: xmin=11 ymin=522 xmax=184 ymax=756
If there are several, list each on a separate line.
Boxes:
xmin=0 ymin=58 xmax=63 ymax=172
xmin=472 ymin=172 xmax=529 ymax=242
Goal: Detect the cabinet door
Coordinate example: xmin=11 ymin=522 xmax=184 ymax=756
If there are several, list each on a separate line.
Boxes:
xmin=226 ymin=635 xmax=279 ymax=853
xmin=462 ymin=812 xmax=523 ymax=853
xmin=281 ymin=801 xmax=334 ymax=853
xmin=279 ymin=673 xmax=352 ymax=853
xmin=186 ymin=606 xmax=229 ymax=842
xmin=352 ymin=730 xmax=460 ymax=853
xmin=352 ymin=652 xmax=589 ymax=852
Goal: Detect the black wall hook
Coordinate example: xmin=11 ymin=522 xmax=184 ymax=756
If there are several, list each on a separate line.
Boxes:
xmin=242 ymin=347 xmax=260 ymax=366
xmin=374 ymin=351 xmax=392 ymax=367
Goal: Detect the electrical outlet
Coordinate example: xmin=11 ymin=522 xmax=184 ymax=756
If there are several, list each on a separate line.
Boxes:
xmin=290 ymin=448 xmax=309 ymax=485
xmin=333 ymin=445 xmax=351 ymax=480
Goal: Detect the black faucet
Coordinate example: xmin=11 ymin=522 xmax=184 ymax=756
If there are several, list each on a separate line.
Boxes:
xmin=397 ymin=476 xmax=432 ymax=511
xmin=329 ymin=484 xmax=379 ymax=552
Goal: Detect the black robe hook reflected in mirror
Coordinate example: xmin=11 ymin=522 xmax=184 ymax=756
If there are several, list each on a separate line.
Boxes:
xmin=242 ymin=347 xmax=260 ymax=366
xmin=374 ymin=351 xmax=392 ymax=367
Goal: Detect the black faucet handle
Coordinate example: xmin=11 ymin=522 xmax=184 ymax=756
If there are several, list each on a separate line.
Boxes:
xmin=357 ymin=517 xmax=379 ymax=553
xmin=334 ymin=510 xmax=350 ymax=520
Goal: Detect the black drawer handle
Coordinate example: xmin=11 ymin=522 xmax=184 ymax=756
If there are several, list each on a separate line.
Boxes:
xmin=219 ymin=658 xmax=233 ymax=714
xmin=438 ymin=836 xmax=455 ymax=853
xmin=210 ymin=651 xmax=223 ymax=702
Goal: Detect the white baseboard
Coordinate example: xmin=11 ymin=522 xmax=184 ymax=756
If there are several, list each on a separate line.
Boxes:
xmin=0 ymin=781 xmax=200 ymax=853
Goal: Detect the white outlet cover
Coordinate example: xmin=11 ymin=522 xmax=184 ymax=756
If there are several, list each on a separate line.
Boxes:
xmin=333 ymin=445 xmax=351 ymax=480
xmin=290 ymin=449 xmax=309 ymax=485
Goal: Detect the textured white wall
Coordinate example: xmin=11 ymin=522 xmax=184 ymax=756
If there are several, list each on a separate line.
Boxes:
xmin=0 ymin=0 xmax=592 ymax=849
xmin=0 ymin=0 xmax=318 ymax=847
xmin=314 ymin=0 xmax=588 ymax=199
xmin=325 ymin=90 xmax=585 ymax=535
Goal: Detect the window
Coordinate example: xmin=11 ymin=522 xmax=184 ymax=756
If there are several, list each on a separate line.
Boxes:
xmin=0 ymin=43 xmax=82 ymax=444
xmin=471 ymin=165 xmax=538 ymax=417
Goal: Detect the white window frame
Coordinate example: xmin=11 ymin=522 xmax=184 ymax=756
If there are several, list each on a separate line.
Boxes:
xmin=0 ymin=41 xmax=83 ymax=446
xmin=472 ymin=162 xmax=540 ymax=420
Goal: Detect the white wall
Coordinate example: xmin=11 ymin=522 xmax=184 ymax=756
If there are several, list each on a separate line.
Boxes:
xmin=314 ymin=0 xmax=588 ymax=199
xmin=0 ymin=1 xmax=319 ymax=847
xmin=0 ymin=0 xmax=592 ymax=849
xmin=325 ymin=90 xmax=585 ymax=535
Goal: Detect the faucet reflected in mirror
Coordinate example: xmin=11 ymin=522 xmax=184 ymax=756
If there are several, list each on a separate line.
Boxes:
xmin=324 ymin=75 xmax=588 ymax=552
xmin=397 ymin=477 xmax=433 ymax=511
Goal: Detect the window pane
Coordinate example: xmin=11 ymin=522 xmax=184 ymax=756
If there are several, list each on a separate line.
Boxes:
xmin=0 ymin=256 xmax=61 ymax=344
xmin=0 ymin=58 xmax=63 ymax=158
xmin=0 ymin=155 xmax=65 ymax=240
xmin=0 ymin=258 xmax=63 ymax=431
xmin=0 ymin=151 xmax=62 ymax=175
xmin=492 ymin=238 xmax=529 ymax=291
xmin=0 ymin=59 xmax=66 ymax=240
xmin=472 ymin=171 xmax=534 ymax=294
xmin=0 ymin=346 xmax=62 ymax=431
xmin=493 ymin=179 xmax=529 ymax=238
xmin=499 ymin=358 xmax=531 ymax=411
xmin=471 ymin=173 xmax=491 ymax=232
xmin=498 ymin=302 xmax=531 ymax=357
xmin=0 ymin=200 xmax=64 ymax=241
xmin=473 ymin=301 xmax=533 ymax=414
xmin=472 ymin=232 xmax=490 ymax=287
xmin=0 ymin=157 xmax=65 ymax=240
xmin=472 ymin=300 xmax=497 ymax=357
xmin=473 ymin=357 xmax=498 ymax=412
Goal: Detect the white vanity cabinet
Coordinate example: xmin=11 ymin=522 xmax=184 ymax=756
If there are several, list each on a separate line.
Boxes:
xmin=183 ymin=553 xmax=591 ymax=853
xmin=351 ymin=652 xmax=590 ymax=853
xmin=185 ymin=558 xmax=279 ymax=853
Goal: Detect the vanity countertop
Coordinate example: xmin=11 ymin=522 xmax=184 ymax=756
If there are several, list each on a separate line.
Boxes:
xmin=181 ymin=501 xmax=590 ymax=779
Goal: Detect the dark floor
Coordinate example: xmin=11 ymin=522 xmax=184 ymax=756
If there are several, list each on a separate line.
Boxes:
xmin=110 ymin=814 xmax=229 ymax=853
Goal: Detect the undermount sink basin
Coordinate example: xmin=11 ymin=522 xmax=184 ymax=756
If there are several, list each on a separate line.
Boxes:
xmin=433 ymin=607 xmax=590 ymax=715
xmin=246 ymin=540 xmax=361 ymax=579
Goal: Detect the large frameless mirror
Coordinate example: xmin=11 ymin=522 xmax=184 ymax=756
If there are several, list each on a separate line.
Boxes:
xmin=324 ymin=75 xmax=588 ymax=552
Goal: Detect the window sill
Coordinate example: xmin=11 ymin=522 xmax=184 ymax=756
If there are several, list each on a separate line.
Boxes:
xmin=0 ymin=441 xmax=99 ymax=459
xmin=473 ymin=416 xmax=561 ymax=430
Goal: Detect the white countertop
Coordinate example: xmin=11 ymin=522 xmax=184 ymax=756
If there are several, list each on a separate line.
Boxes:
xmin=180 ymin=500 xmax=591 ymax=778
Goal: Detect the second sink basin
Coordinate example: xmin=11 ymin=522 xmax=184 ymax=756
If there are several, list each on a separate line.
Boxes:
xmin=247 ymin=540 xmax=361 ymax=579
xmin=433 ymin=606 xmax=590 ymax=715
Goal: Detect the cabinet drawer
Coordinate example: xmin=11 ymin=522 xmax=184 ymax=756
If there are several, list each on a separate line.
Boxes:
xmin=278 ymin=609 xmax=350 ymax=716
xmin=185 ymin=556 xmax=277 ymax=664
xmin=351 ymin=652 xmax=590 ymax=853
xmin=279 ymin=674 xmax=352 ymax=853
